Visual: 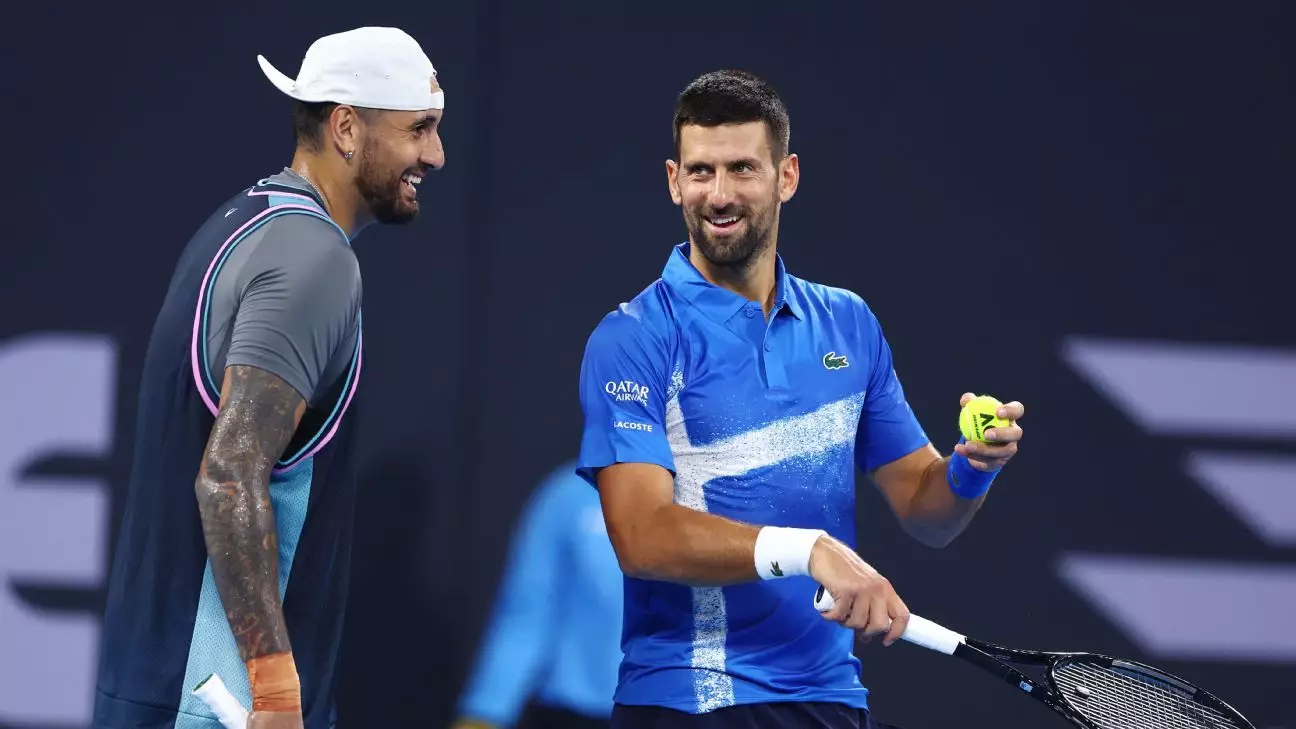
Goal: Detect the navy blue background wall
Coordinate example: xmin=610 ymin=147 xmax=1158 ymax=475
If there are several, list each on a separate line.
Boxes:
xmin=2 ymin=2 xmax=1292 ymax=728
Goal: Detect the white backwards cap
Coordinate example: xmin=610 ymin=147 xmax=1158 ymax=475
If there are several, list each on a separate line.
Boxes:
xmin=257 ymin=27 xmax=444 ymax=111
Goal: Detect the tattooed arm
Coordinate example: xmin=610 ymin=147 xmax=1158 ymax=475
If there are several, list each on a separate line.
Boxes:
xmin=194 ymin=364 xmax=306 ymax=717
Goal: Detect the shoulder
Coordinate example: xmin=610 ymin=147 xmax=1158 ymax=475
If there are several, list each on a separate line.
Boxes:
xmin=528 ymin=459 xmax=592 ymax=513
xmin=583 ymin=279 xmax=678 ymax=358
xmin=252 ymin=214 xmax=360 ymax=286
xmin=788 ymin=274 xmax=879 ymax=326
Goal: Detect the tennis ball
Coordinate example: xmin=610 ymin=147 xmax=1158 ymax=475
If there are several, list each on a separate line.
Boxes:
xmin=959 ymin=394 xmax=1011 ymax=443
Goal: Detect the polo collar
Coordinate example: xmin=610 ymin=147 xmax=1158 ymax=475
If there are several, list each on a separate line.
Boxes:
xmin=661 ymin=242 xmax=804 ymax=323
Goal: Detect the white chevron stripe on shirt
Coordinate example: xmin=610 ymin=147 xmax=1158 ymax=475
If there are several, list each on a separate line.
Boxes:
xmin=664 ymin=389 xmax=866 ymax=712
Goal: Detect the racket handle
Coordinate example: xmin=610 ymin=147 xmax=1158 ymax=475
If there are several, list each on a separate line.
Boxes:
xmin=901 ymin=614 xmax=966 ymax=655
xmin=814 ymin=586 xmax=965 ymax=655
xmin=192 ymin=673 xmax=249 ymax=729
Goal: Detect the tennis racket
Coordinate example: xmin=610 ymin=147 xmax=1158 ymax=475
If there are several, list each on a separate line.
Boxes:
xmin=192 ymin=673 xmax=248 ymax=729
xmin=813 ymin=586 xmax=1255 ymax=729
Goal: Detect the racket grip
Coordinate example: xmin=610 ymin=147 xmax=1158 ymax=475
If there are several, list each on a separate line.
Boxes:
xmin=901 ymin=614 xmax=966 ymax=655
xmin=813 ymin=586 xmax=965 ymax=655
xmin=192 ymin=673 xmax=249 ymax=729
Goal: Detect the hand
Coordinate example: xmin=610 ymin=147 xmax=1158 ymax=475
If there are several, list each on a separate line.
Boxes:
xmin=808 ymin=535 xmax=910 ymax=647
xmin=954 ymin=392 xmax=1025 ymax=471
xmin=247 ymin=710 xmax=304 ymax=729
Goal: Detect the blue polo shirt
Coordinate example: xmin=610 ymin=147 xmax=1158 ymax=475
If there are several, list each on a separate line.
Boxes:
xmin=576 ymin=241 xmax=930 ymax=715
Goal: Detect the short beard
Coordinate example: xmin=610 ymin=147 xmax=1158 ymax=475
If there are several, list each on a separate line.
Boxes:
xmin=684 ymin=195 xmax=777 ymax=272
xmin=355 ymin=138 xmax=417 ymax=225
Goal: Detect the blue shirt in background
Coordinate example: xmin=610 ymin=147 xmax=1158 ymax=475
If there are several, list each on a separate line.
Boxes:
xmin=576 ymin=242 xmax=930 ymax=715
xmin=456 ymin=460 xmax=624 ymax=726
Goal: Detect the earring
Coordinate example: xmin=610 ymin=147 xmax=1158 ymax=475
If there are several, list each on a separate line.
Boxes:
xmin=344 ymin=151 xmax=354 ymax=160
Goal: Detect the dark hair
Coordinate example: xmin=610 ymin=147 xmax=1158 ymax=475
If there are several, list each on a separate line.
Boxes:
xmin=291 ymin=101 xmax=378 ymax=152
xmin=292 ymin=100 xmax=340 ymax=152
xmin=672 ymin=69 xmax=790 ymax=161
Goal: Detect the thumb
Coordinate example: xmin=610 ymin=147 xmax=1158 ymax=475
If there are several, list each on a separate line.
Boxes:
xmin=959 ymin=392 xmax=975 ymax=406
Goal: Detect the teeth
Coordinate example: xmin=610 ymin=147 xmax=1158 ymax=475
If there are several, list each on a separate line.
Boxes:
xmin=401 ymin=174 xmax=422 ymax=186
xmin=709 ymin=216 xmax=739 ymax=225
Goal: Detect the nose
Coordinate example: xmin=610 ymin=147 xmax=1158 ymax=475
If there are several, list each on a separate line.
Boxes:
xmin=707 ymin=172 xmax=735 ymax=208
xmin=421 ymin=133 xmax=445 ymax=171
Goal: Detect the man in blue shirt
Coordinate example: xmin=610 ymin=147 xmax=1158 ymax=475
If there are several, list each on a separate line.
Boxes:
xmin=451 ymin=460 xmax=623 ymax=729
xmin=576 ymin=70 xmax=1027 ymax=729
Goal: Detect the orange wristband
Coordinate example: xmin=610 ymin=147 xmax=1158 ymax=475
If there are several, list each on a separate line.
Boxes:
xmin=246 ymin=652 xmax=301 ymax=713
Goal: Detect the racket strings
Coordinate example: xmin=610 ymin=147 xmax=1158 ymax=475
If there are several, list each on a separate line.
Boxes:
xmin=1051 ymin=661 xmax=1246 ymax=729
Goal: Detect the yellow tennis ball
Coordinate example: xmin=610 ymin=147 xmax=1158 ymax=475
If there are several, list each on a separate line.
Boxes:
xmin=959 ymin=395 xmax=1011 ymax=443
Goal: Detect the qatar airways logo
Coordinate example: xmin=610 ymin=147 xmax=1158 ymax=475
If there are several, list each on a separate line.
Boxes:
xmin=605 ymin=379 xmax=650 ymax=407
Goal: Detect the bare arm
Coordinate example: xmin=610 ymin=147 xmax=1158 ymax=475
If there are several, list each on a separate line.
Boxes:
xmin=194 ymin=365 xmax=305 ymax=666
xmin=597 ymin=462 xmax=762 ymax=586
xmin=871 ymin=444 xmax=987 ymax=549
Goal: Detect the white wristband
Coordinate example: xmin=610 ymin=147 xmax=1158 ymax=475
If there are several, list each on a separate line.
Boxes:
xmin=754 ymin=527 xmax=825 ymax=580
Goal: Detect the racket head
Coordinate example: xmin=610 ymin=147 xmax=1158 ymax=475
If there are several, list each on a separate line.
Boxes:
xmin=1045 ymin=653 xmax=1256 ymax=729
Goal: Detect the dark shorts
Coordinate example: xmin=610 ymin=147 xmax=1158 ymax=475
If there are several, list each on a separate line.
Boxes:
xmin=611 ymin=702 xmax=904 ymax=729
xmin=518 ymin=702 xmax=611 ymax=729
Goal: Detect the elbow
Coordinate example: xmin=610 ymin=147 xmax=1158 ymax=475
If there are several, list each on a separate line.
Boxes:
xmin=610 ymin=535 xmax=657 ymax=579
xmin=901 ymin=520 xmax=958 ymax=549
xmin=607 ymin=520 xmax=668 ymax=580
xmin=918 ymin=531 xmax=957 ymax=549
xmin=193 ymin=468 xmax=256 ymax=522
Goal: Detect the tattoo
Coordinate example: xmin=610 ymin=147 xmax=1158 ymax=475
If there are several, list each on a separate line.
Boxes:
xmin=194 ymin=365 xmax=305 ymax=662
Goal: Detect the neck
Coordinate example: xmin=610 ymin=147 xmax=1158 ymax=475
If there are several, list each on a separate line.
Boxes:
xmin=689 ymin=240 xmax=779 ymax=316
xmin=289 ymin=150 xmax=368 ymax=238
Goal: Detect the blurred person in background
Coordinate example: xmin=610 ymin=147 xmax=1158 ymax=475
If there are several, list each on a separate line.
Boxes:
xmin=450 ymin=460 xmax=624 ymax=729
xmin=93 ymin=27 xmax=446 ymax=729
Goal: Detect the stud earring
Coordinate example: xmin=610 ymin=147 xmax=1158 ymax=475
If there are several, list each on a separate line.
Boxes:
xmin=344 ymin=151 xmax=354 ymax=160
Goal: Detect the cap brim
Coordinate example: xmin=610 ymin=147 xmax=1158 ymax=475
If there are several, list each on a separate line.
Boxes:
xmin=257 ymin=54 xmax=300 ymax=98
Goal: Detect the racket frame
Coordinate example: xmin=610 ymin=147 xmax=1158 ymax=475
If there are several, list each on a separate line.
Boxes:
xmin=952 ymin=636 xmax=1257 ymax=729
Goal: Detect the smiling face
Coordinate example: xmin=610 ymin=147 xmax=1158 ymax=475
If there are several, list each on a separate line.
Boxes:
xmin=667 ymin=120 xmax=799 ymax=270
xmin=353 ymin=108 xmax=445 ymax=224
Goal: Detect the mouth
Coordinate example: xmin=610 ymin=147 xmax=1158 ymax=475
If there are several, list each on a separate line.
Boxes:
xmin=703 ymin=213 xmax=743 ymax=234
xmin=400 ymin=172 xmax=423 ymax=199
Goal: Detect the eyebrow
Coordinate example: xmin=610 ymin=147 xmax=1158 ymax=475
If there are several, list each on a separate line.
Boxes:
xmin=685 ymin=157 xmax=762 ymax=171
xmin=410 ymin=114 xmax=440 ymax=130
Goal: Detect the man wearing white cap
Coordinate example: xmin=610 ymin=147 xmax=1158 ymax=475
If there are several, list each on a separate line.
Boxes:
xmin=93 ymin=27 xmax=445 ymax=729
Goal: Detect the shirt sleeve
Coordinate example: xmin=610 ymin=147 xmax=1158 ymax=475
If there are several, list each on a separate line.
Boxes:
xmin=854 ymin=300 xmax=931 ymax=473
xmin=224 ymin=214 xmax=361 ymax=403
xmin=576 ymin=308 xmax=676 ymax=487
xmin=454 ymin=469 xmax=572 ymax=726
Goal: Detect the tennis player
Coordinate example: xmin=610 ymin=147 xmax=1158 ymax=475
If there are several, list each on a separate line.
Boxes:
xmin=93 ymin=27 xmax=446 ymax=729
xmin=576 ymin=69 xmax=1026 ymax=728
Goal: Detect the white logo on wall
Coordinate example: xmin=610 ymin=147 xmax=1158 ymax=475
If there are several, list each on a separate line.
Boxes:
xmin=1058 ymin=336 xmax=1296 ymax=664
xmin=605 ymin=380 xmax=650 ymax=407
xmin=0 ymin=333 xmax=117 ymax=726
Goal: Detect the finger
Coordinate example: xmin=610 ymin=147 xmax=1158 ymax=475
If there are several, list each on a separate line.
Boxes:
xmin=883 ymin=599 xmax=910 ymax=647
xmin=823 ymin=591 xmax=854 ymax=625
xmin=845 ymin=592 xmax=873 ymax=631
xmin=862 ymin=595 xmax=891 ymax=639
xmin=982 ymin=424 xmax=1023 ymax=444
xmin=963 ymin=441 xmax=1017 ymax=462
xmin=998 ymin=401 xmax=1025 ymax=420
xmin=959 ymin=392 xmax=975 ymax=407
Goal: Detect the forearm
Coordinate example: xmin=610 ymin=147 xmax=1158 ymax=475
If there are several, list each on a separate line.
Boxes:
xmin=194 ymin=462 xmax=290 ymax=662
xmin=615 ymin=503 xmax=763 ymax=586
xmin=900 ymin=455 xmax=987 ymax=547
xmin=193 ymin=364 xmax=306 ymax=713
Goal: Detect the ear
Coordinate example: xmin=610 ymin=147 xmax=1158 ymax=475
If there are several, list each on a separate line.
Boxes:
xmin=665 ymin=159 xmax=683 ymax=206
xmin=328 ymin=105 xmax=365 ymax=160
xmin=777 ymin=153 xmax=800 ymax=203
